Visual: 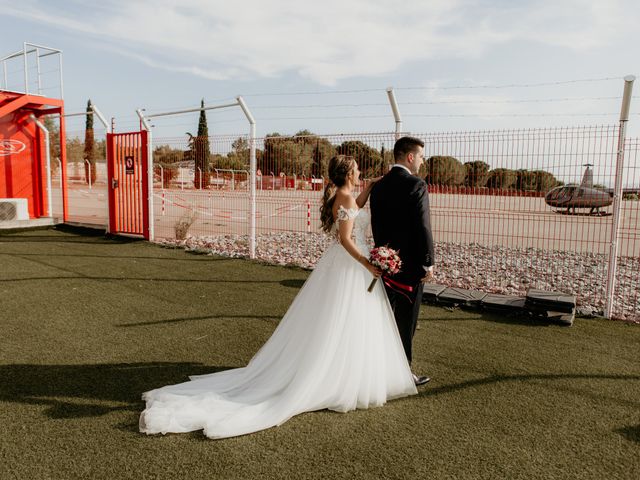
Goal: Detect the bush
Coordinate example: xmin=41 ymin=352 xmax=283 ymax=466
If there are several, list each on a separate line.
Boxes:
xmin=174 ymin=208 xmax=197 ymax=240
xmin=156 ymin=167 xmax=177 ymax=186
xmin=516 ymin=170 xmax=538 ymax=191
xmin=337 ymin=141 xmax=383 ymax=178
xmin=486 ymin=168 xmax=517 ymax=189
xmin=464 ymin=161 xmax=490 ymax=187
xmin=534 ymin=170 xmax=559 ymax=192
xmin=425 ymin=156 xmax=465 ymax=186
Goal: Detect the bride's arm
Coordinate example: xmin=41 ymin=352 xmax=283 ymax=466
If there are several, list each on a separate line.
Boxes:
xmin=355 ymin=176 xmax=381 ymax=208
xmin=335 ymin=198 xmax=382 ymax=277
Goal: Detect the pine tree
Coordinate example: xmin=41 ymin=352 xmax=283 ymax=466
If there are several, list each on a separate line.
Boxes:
xmin=193 ymin=99 xmax=210 ymax=189
xmin=83 ymin=99 xmax=96 ymax=184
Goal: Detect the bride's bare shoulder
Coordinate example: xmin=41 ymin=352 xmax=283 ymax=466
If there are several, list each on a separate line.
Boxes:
xmin=332 ymin=191 xmax=358 ymax=220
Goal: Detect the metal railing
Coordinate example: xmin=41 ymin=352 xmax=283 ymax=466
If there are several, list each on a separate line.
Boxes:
xmin=140 ymin=124 xmax=639 ymax=321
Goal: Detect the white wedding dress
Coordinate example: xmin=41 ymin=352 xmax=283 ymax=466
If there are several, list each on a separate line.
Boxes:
xmin=139 ymin=206 xmax=417 ymax=439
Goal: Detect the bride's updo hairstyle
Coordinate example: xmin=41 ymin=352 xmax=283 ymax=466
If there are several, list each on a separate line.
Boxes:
xmin=320 ymin=155 xmax=356 ymax=233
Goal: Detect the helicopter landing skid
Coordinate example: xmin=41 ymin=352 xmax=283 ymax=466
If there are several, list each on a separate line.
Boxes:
xmin=554 ymin=209 xmax=612 ymax=217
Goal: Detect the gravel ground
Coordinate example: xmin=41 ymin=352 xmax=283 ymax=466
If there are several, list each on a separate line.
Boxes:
xmin=156 ymin=233 xmax=639 ymax=323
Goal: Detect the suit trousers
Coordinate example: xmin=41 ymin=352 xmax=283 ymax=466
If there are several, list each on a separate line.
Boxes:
xmin=384 ymin=282 xmax=424 ymax=365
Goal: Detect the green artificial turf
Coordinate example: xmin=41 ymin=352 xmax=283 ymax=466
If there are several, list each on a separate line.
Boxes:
xmin=0 ymin=226 xmax=638 ymax=479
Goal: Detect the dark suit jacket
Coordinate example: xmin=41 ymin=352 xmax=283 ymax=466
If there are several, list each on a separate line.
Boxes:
xmin=370 ymin=166 xmax=435 ymax=285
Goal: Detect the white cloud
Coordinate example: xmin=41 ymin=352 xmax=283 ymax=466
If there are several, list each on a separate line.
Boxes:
xmin=0 ymin=0 xmax=635 ymax=85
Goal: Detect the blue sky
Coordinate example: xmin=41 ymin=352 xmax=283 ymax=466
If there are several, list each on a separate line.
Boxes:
xmin=1 ymin=0 xmax=638 ymax=141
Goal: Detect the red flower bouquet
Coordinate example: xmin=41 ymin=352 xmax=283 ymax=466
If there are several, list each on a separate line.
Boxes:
xmin=367 ymin=246 xmax=402 ymax=292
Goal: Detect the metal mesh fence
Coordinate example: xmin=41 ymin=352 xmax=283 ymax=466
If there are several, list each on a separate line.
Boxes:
xmin=51 ymin=126 xmax=109 ymax=226
xmin=612 ymin=138 xmax=640 ymax=320
xmin=60 ymin=125 xmax=639 ymax=320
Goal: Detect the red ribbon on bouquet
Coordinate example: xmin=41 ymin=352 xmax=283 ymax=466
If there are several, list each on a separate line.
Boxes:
xmin=382 ymin=276 xmax=415 ymax=303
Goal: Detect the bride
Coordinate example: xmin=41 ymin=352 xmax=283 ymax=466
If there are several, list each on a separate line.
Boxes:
xmin=139 ymin=155 xmax=417 ymax=439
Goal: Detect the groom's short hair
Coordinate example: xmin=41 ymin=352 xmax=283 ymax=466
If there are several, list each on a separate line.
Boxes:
xmin=394 ymin=136 xmax=425 ymax=162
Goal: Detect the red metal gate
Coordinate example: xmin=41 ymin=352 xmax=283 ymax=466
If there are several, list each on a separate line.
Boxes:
xmin=107 ymin=131 xmax=149 ymax=238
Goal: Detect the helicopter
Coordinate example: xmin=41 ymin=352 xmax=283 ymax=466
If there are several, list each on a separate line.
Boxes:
xmin=544 ymin=164 xmax=613 ymax=215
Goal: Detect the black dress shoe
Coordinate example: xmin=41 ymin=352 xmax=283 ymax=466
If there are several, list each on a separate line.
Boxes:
xmin=412 ymin=374 xmax=431 ymax=386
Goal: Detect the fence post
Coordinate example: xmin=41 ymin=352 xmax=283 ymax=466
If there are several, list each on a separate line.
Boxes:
xmin=56 ymin=159 xmax=62 ymax=189
xmin=237 ymin=96 xmax=257 ymax=259
xmin=604 ymin=75 xmax=635 ymax=319
xmin=84 ymin=160 xmax=92 ymax=189
xmin=30 ymin=115 xmax=52 ymax=217
xmin=136 ymin=108 xmax=154 ymax=241
xmin=386 ymin=87 xmax=402 ymax=140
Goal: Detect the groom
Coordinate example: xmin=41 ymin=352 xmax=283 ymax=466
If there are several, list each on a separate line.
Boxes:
xmin=370 ymin=136 xmax=435 ymax=386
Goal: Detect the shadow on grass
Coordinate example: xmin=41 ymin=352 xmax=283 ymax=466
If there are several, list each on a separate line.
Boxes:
xmin=0 ymin=235 xmax=125 ymax=245
xmin=3 ymin=363 xmax=638 ymax=425
xmin=119 ymin=314 xmax=282 ymax=327
xmin=616 ymin=424 xmax=640 ymax=443
xmin=0 ymin=276 xmax=305 ymax=284
xmin=0 ymin=362 xmax=235 ymax=422
xmin=420 ymin=373 xmax=640 ymax=404
xmin=420 ymin=309 xmax=557 ymax=327
xmin=280 ymin=279 xmax=306 ymax=289
xmin=0 ymin=227 xmax=135 ymax=245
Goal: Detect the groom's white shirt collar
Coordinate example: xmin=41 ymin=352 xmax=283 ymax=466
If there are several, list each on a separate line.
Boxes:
xmin=391 ymin=164 xmax=412 ymax=175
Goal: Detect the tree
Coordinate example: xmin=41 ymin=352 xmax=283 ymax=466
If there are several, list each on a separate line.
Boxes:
xmin=516 ymin=169 xmax=538 ymax=191
xmin=154 ymin=145 xmax=185 ymax=165
xmin=464 ymin=161 xmax=490 ymax=187
xmin=486 ymin=168 xmax=517 ymax=189
xmin=153 ymin=144 xmax=185 ymax=185
xmin=227 ymin=137 xmax=250 ymax=166
xmin=380 ymin=144 xmax=394 ymax=174
xmin=83 ymin=99 xmax=96 ymax=184
xmin=188 ymin=99 xmax=211 ymax=189
xmin=260 ymin=133 xmax=315 ymax=177
xmin=425 ymin=156 xmax=466 ymax=186
xmin=310 ymin=137 xmax=336 ymax=179
xmin=211 ymin=152 xmax=251 ymax=171
xmin=336 ymin=140 xmax=383 ymax=178
xmin=294 ymin=129 xmax=314 ymax=138
xmin=515 ymin=169 xmax=559 ymax=192
xmin=260 ymin=133 xmax=283 ymax=176
xmin=533 ymin=170 xmax=559 ymax=192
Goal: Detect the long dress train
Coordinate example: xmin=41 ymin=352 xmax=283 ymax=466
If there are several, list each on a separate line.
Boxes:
xmin=139 ymin=207 xmax=417 ymax=439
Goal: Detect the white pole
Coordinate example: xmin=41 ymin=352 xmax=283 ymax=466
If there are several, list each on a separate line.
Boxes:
xmin=90 ymin=104 xmax=111 ymax=226
xmin=35 ymin=48 xmax=42 ymax=95
xmin=237 ymin=96 xmax=257 ymax=259
xmin=147 ymin=128 xmax=154 ymax=240
xmin=30 ymin=115 xmax=52 ymax=218
xmin=159 ymin=165 xmax=164 ymax=190
xmin=604 ymin=75 xmax=635 ymax=319
xmin=91 ymin=105 xmax=111 ymax=132
xmin=147 ymin=102 xmax=239 ymax=119
xmin=58 ymin=51 xmax=64 ymax=99
xmin=136 ymin=109 xmax=154 ymax=241
xmin=85 ymin=160 xmax=92 ymax=189
xmin=386 ymin=87 xmax=402 ymax=140
xmin=3 ymin=60 xmax=7 ymax=89
xmin=56 ymin=159 xmax=62 ymax=189
xmin=198 ymin=167 xmax=202 ymax=190
xmin=23 ymin=42 xmax=28 ymax=94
